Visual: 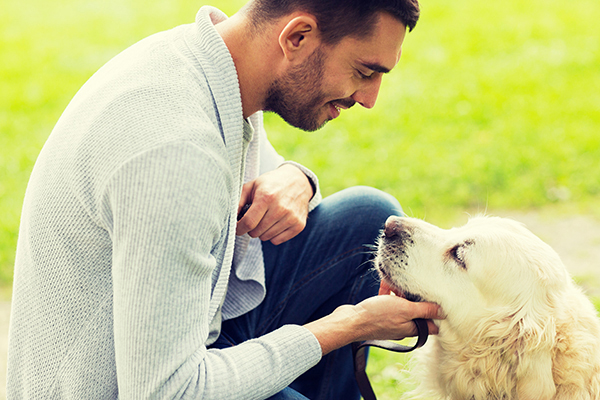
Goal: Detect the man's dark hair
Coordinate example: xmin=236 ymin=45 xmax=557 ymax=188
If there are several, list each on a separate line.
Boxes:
xmin=246 ymin=0 xmax=420 ymax=45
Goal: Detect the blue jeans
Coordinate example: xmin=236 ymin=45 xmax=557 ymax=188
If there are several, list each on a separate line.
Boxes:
xmin=212 ymin=186 xmax=402 ymax=400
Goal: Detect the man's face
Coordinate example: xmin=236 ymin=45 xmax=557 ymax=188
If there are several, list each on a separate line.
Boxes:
xmin=264 ymin=12 xmax=407 ymax=132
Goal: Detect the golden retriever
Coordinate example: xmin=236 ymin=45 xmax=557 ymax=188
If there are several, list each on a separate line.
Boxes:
xmin=375 ymin=216 xmax=600 ymax=399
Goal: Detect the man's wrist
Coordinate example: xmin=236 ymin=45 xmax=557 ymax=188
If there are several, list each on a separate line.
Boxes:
xmin=304 ymin=305 xmax=364 ymax=356
xmin=279 ymin=161 xmax=317 ymax=200
xmin=277 ymin=163 xmax=314 ymax=199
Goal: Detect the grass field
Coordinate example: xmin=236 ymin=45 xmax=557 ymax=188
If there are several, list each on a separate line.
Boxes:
xmin=1 ymin=0 xmax=600 ymax=397
xmin=2 ymin=0 xmax=600 ymax=284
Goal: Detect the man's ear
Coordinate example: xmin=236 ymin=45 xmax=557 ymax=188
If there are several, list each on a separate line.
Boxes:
xmin=278 ymin=15 xmax=321 ymax=62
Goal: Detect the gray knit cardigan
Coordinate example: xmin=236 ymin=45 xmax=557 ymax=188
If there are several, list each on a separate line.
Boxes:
xmin=8 ymin=6 xmax=323 ymax=399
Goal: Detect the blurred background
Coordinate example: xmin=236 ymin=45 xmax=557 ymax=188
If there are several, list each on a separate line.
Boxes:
xmin=1 ymin=0 xmax=599 ymax=397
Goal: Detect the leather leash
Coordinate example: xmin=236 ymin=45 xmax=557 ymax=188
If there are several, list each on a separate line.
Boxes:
xmin=352 ymin=318 xmax=429 ymax=400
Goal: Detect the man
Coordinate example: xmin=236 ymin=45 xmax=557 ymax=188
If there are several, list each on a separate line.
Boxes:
xmin=7 ymin=0 xmax=443 ymax=398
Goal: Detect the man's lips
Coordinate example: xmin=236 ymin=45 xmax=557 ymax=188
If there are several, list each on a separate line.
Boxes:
xmin=329 ymin=103 xmax=341 ymax=119
xmin=328 ymin=99 xmax=356 ymax=119
xmin=336 ymin=98 xmax=356 ymax=109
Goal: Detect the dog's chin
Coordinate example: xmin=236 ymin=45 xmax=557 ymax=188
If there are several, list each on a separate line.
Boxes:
xmin=402 ymin=291 xmax=425 ymax=303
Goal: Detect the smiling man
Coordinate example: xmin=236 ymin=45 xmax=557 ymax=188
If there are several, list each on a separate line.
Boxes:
xmin=225 ymin=3 xmax=407 ymax=132
xmin=8 ymin=0 xmax=443 ymax=399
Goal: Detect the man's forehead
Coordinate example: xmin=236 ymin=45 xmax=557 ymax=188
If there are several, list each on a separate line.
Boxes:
xmin=343 ymin=13 xmax=406 ymax=71
xmin=348 ymin=37 xmax=404 ymax=73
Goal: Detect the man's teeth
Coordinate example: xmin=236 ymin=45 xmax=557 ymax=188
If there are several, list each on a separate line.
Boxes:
xmin=334 ymin=104 xmax=341 ymax=112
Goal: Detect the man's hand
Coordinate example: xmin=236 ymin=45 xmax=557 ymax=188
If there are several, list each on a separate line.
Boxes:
xmin=351 ymin=295 xmax=442 ymax=339
xmin=236 ymin=164 xmax=314 ymax=245
xmin=304 ymin=295 xmax=444 ymax=356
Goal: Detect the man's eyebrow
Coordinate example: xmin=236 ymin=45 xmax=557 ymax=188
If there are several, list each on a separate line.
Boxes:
xmin=360 ymin=61 xmax=391 ymax=74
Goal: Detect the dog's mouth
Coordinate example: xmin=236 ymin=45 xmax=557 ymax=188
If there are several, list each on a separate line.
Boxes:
xmin=378 ymin=270 xmax=425 ymax=303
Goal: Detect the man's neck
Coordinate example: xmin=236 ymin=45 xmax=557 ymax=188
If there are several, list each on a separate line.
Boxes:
xmin=216 ymin=15 xmax=279 ymax=119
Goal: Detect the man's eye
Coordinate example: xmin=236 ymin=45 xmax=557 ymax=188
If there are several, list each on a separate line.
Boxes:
xmin=357 ymin=70 xmax=373 ymax=79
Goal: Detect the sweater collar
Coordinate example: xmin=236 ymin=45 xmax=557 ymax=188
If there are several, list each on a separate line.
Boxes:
xmin=187 ymin=7 xmax=247 ymax=324
xmin=191 ymin=6 xmax=245 ymax=180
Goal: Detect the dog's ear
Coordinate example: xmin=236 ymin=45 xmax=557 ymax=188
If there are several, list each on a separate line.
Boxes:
xmin=515 ymin=315 xmax=557 ymax=399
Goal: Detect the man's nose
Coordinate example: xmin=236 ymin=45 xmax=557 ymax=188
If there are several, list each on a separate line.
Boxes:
xmin=351 ymin=75 xmax=382 ymax=109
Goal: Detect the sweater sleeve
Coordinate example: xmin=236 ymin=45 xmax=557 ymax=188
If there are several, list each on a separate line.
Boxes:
xmin=104 ymin=141 xmax=321 ymax=399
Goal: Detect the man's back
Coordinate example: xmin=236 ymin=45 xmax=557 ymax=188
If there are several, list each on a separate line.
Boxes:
xmin=7 ymin=18 xmax=234 ymax=398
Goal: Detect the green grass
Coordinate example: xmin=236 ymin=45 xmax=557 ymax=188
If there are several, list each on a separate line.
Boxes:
xmin=366 ymin=344 xmax=422 ymax=399
xmin=3 ymin=0 xmax=600 ymax=283
xmin=1 ymin=0 xmax=600 ymax=396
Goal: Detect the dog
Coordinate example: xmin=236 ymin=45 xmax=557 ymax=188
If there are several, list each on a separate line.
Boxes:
xmin=374 ymin=215 xmax=600 ymax=399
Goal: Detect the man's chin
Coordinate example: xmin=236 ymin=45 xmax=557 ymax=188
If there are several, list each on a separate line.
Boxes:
xmin=300 ymin=119 xmax=329 ymax=132
xmin=265 ymin=110 xmax=329 ymax=132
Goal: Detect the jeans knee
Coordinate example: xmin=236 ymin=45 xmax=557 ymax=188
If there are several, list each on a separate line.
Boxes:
xmin=267 ymin=387 xmax=309 ymax=400
xmin=339 ymin=186 xmax=403 ymax=220
xmin=317 ymin=186 xmax=403 ymax=242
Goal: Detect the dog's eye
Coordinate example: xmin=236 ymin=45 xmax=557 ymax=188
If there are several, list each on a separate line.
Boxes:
xmin=449 ymin=245 xmax=467 ymax=269
xmin=448 ymin=240 xmax=474 ymax=270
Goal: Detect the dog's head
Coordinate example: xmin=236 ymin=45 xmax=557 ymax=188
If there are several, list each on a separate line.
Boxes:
xmin=375 ymin=215 xmax=568 ymax=329
xmin=375 ymin=215 xmax=571 ymax=399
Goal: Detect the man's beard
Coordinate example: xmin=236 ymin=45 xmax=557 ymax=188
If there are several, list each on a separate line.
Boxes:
xmin=264 ymin=47 xmax=330 ymax=132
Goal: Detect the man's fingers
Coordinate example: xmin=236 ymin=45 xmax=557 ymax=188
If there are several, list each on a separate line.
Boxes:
xmin=238 ymin=182 xmax=254 ymax=212
xmin=257 ymin=211 xmax=305 ymax=243
xmin=237 ymin=203 xmax=251 ymax=221
xmin=237 ymin=203 xmax=285 ymax=239
xmin=244 ymin=206 xmax=277 ymax=239
xmin=236 ymin=203 xmax=267 ymax=236
xmin=410 ymin=301 xmax=445 ymax=321
xmin=404 ymin=318 xmax=439 ymax=337
xmin=263 ymin=223 xmax=305 ymax=245
xmin=426 ymin=319 xmax=439 ymax=335
xmin=380 ymin=290 xmax=445 ymax=322
xmin=394 ymin=298 xmax=445 ymax=337
xmin=241 ymin=203 xmax=306 ymax=245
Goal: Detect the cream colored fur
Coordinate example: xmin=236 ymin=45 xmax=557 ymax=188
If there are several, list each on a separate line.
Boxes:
xmin=375 ymin=216 xmax=600 ymax=399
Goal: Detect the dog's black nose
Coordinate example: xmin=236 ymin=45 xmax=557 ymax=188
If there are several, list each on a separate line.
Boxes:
xmin=384 ymin=217 xmax=404 ymax=238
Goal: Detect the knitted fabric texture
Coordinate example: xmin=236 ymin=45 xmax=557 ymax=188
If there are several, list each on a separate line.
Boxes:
xmin=8 ymin=6 xmax=322 ymax=399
